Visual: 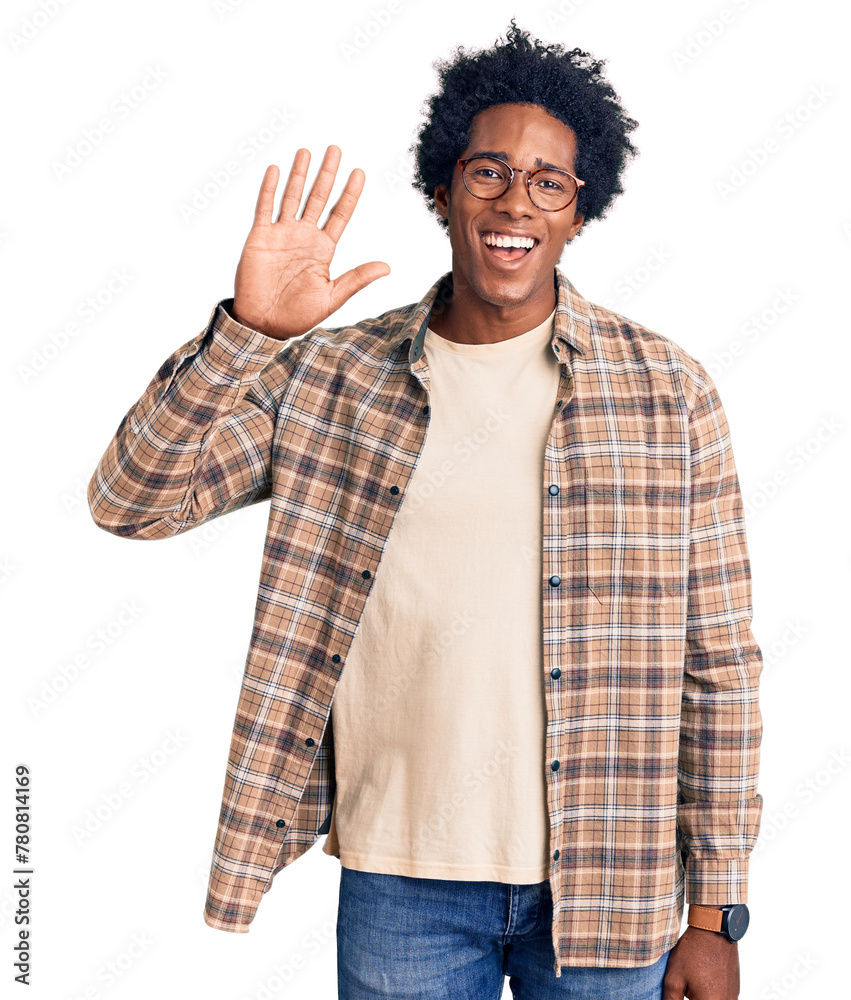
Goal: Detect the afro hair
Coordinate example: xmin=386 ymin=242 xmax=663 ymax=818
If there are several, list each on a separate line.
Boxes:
xmin=410 ymin=19 xmax=639 ymax=237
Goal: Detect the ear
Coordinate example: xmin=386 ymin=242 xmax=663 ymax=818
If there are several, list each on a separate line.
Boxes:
xmin=434 ymin=184 xmax=450 ymax=220
xmin=567 ymin=213 xmax=585 ymax=241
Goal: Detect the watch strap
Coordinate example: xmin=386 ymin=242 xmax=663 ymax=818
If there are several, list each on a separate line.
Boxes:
xmin=687 ymin=904 xmax=724 ymax=933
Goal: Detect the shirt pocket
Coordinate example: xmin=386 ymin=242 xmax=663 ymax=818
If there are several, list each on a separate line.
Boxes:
xmin=582 ymin=459 xmax=687 ymax=611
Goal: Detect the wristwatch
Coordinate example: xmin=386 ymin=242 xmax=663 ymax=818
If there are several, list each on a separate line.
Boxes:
xmin=687 ymin=903 xmax=749 ymax=941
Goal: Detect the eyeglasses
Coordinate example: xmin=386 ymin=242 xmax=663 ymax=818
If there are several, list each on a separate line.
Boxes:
xmin=457 ymin=156 xmax=585 ymax=212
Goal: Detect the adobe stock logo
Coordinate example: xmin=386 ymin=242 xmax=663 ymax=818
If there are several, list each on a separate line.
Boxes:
xmin=741 ymin=415 xmax=842 ymax=519
xmin=339 ymin=1 xmax=409 ymax=63
xmin=19 ymin=268 xmax=134 ymax=386
xmin=178 ymin=107 xmax=295 ymax=223
xmin=705 ymin=287 xmax=797 ymax=380
xmin=543 ymin=0 xmax=591 ymax=27
xmin=716 ymin=84 xmax=832 ymax=201
xmin=51 ymin=65 xmax=169 ymax=181
xmin=7 ymin=0 xmax=73 ymax=52
xmin=672 ymin=0 xmax=759 ymax=72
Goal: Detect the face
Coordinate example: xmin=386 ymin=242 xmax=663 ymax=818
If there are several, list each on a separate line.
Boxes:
xmin=433 ymin=102 xmax=585 ymax=315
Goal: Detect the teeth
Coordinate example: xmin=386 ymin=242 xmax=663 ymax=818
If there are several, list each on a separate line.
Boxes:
xmin=481 ymin=232 xmax=536 ymax=249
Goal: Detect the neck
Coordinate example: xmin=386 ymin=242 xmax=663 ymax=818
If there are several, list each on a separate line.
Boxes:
xmin=428 ymin=269 xmax=557 ymax=345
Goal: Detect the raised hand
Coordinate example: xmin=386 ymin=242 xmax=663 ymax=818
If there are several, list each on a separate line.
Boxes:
xmin=232 ymin=146 xmax=390 ymax=340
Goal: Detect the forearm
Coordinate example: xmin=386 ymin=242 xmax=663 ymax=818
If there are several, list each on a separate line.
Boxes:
xmin=678 ymin=617 xmax=763 ymax=903
xmin=87 ymin=299 xmax=286 ymax=540
xmin=676 ymin=368 xmax=764 ymax=904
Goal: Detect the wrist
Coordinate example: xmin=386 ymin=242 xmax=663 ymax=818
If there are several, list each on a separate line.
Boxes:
xmin=229 ymin=307 xmax=290 ymax=343
xmin=687 ymin=903 xmax=749 ymax=942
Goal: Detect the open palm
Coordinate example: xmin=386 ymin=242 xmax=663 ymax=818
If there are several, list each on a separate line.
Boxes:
xmin=233 ymin=146 xmax=390 ymax=340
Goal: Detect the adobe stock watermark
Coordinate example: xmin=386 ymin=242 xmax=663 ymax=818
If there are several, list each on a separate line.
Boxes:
xmin=705 ymin=286 xmax=797 ymax=380
xmin=600 ymin=246 xmax=673 ymax=310
xmin=19 ymin=267 xmax=134 ymax=386
xmin=753 ymin=747 xmax=849 ymax=856
xmin=742 ymin=415 xmax=842 ymax=518
xmin=178 ymin=106 xmax=295 ymax=222
xmin=61 ymin=474 xmax=94 ymax=515
xmin=672 ymin=0 xmax=760 ymax=72
xmin=70 ymin=730 xmax=190 ymax=845
xmin=7 ymin=0 xmax=74 ymax=53
xmin=401 ymin=405 xmax=512 ymax=514
xmin=759 ymin=952 xmax=819 ymax=1000
xmin=759 ymin=618 xmax=809 ymax=676
xmin=543 ymin=0 xmax=592 ymax=28
xmin=183 ymin=510 xmax=246 ymax=554
xmin=237 ymin=917 xmax=336 ymax=1000
xmin=358 ymin=608 xmax=478 ymax=731
xmin=339 ymin=0 xmax=411 ymax=63
xmin=212 ymin=0 xmax=251 ymax=19
xmin=52 ymin=65 xmax=168 ymax=181
xmin=598 ymin=245 xmax=673 ymax=310
xmin=0 ymin=557 xmax=16 ymax=586
xmin=413 ymin=737 xmax=524 ymax=852
xmin=716 ymin=84 xmax=832 ymax=201
xmin=27 ymin=600 xmax=145 ymax=717
xmin=0 ymin=888 xmax=21 ymax=932
xmin=67 ymin=931 xmax=154 ymax=1000
xmin=384 ymin=151 xmax=416 ymax=194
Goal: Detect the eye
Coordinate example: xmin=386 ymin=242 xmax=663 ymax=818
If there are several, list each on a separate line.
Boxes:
xmin=535 ymin=177 xmax=566 ymax=193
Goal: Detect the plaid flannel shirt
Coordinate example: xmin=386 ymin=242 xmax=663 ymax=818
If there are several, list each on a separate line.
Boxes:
xmin=87 ymin=267 xmax=763 ymax=972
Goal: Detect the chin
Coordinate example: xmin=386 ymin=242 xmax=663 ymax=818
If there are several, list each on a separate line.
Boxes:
xmin=470 ymin=268 xmax=540 ymax=304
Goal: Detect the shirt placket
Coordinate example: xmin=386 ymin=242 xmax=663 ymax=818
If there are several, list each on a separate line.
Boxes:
xmin=542 ymin=345 xmax=577 ymax=977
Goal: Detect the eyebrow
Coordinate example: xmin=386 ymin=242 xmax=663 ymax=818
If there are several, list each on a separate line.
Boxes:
xmin=469 ymin=150 xmax=567 ymax=171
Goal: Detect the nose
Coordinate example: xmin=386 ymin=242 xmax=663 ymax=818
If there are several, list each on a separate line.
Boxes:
xmin=493 ymin=171 xmax=535 ymax=216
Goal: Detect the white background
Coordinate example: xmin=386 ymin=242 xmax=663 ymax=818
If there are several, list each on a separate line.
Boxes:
xmin=3 ymin=0 xmax=849 ymax=997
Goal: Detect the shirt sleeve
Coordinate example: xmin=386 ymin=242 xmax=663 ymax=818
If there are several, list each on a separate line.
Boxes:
xmin=677 ymin=367 xmax=764 ymax=905
xmin=87 ymin=298 xmax=302 ymax=540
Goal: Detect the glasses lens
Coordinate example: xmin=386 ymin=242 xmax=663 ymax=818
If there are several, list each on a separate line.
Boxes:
xmin=529 ymin=169 xmax=578 ymax=210
xmin=463 ymin=157 xmax=511 ymax=198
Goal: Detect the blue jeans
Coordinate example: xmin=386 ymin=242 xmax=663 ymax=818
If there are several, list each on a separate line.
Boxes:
xmin=336 ymin=867 xmax=672 ymax=999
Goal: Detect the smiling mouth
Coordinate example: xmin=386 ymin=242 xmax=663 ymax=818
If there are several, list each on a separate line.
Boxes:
xmin=480 ymin=230 xmax=538 ymax=261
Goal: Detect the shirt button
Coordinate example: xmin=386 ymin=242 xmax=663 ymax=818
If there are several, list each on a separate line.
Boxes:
xmin=551 ymin=760 xmax=560 ymax=771
xmin=422 ymin=405 xmax=430 ymax=415
xmin=275 ymin=819 xmax=286 ymax=829
xmin=550 ymin=667 xmax=561 ymax=679
xmin=390 ymin=486 xmax=400 ymax=495
xmin=362 ymin=570 xmax=371 ymax=579
xmin=548 ymin=484 xmax=559 ymax=495
xmin=332 ymin=654 xmax=341 ymax=663
xmin=549 ymin=575 xmax=561 ymax=587
xmin=553 ymin=849 xmax=560 ymax=861
xmin=305 ymin=738 xmax=315 ymax=747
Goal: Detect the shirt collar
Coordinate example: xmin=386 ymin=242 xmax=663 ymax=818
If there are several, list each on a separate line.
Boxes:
xmin=386 ymin=266 xmax=593 ymax=362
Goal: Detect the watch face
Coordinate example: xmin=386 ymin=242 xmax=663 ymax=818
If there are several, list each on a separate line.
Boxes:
xmin=725 ymin=904 xmax=749 ymax=940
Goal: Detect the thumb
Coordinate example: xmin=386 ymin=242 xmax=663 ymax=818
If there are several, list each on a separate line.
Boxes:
xmin=661 ymin=961 xmax=687 ymax=1000
xmin=662 ymin=974 xmax=687 ymax=1000
xmin=330 ymin=261 xmax=391 ymax=310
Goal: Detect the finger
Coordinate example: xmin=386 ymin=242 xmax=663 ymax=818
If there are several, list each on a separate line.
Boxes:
xmin=253 ymin=164 xmax=280 ymax=226
xmin=329 ymin=261 xmax=391 ymax=311
xmin=276 ymin=148 xmax=311 ymax=223
xmin=321 ymin=168 xmax=365 ymax=244
xmin=299 ymin=145 xmax=342 ymax=225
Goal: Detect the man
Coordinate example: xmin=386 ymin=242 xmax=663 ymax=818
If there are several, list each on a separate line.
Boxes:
xmin=88 ymin=21 xmax=763 ymax=1000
